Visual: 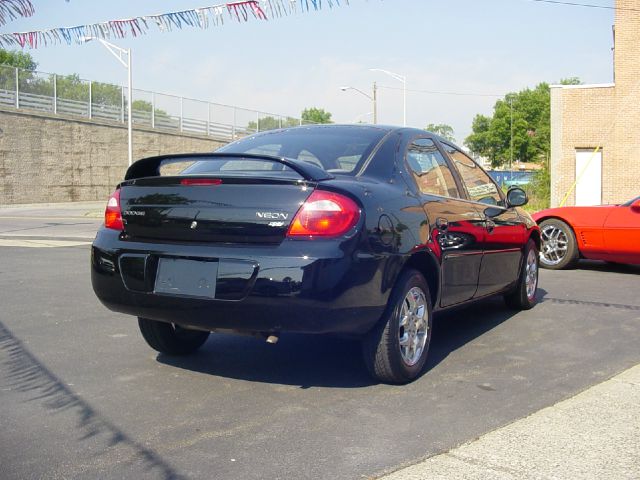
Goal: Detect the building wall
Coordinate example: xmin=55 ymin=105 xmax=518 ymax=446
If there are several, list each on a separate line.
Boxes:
xmin=551 ymin=0 xmax=640 ymax=207
xmin=550 ymin=85 xmax=615 ymax=207
xmin=612 ymin=0 xmax=640 ymax=205
xmin=0 ymin=108 xmax=225 ymax=204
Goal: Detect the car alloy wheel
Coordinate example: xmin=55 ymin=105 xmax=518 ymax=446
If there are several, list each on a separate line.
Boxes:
xmin=504 ymin=239 xmax=539 ymax=310
xmin=540 ymin=224 xmax=568 ymax=266
xmin=398 ymin=286 xmax=429 ymax=367
xmin=525 ymin=248 xmax=538 ymax=301
xmin=362 ymin=269 xmax=433 ymax=384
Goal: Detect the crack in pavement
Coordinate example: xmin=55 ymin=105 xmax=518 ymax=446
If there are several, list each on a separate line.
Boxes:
xmin=542 ymin=297 xmax=640 ymax=311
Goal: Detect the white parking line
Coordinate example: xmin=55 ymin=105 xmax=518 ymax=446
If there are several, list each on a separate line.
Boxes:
xmin=0 ymin=239 xmax=91 ymax=248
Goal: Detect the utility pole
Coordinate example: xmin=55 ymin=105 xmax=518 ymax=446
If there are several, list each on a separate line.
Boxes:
xmin=370 ymin=68 xmax=406 ymax=126
xmin=510 ymin=97 xmax=514 ymax=182
xmin=340 ymin=85 xmax=376 ymax=124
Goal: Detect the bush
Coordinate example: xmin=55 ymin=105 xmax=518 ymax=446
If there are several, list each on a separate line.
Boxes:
xmin=524 ymin=161 xmax=550 ymax=212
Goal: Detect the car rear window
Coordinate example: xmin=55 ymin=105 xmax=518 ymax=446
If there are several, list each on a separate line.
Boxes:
xmin=214 ymin=126 xmax=387 ymax=174
xmin=179 ymin=158 xmax=299 ymax=178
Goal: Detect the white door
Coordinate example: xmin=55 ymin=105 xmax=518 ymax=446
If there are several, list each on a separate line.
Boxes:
xmin=575 ymin=149 xmax=602 ymax=206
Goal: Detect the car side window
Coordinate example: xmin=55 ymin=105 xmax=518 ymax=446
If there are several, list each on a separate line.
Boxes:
xmin=443 ymin=143 xmax=502 ymax=205
xmin=406 ymin=138 xmax=460 ymax=198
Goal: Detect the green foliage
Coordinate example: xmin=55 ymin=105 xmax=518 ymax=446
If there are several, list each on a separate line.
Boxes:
xmin=524 ymin=160 xmax=551 ymax=212
xmin=246 ymin=108 xmax=332 ymax=132
xmin=247 ymin=116 xmax=299 ymax=132
xmin=425 ymin=123 xmax=456 ymax=142
xmin=301 ymin=107 xmax=332 ymax=124
xmin=0 ymin=49 xmax=37 ymax=90
xmin=91 ymin=81 xmax=123 ymax=107
xmin=55 ymin=74 xmax=88 ymax=101
xmin=0 ymin=48 xmax=37 ymax=70
xmin=464 ymin=81 xmax=573 ymax=168
xmin=560 ymin=77 xmax=582 ymax=85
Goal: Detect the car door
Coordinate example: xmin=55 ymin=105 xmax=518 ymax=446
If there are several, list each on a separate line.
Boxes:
xmin=403 ymin=137 xmax=485 ymax=307
xmin=602 ymin=198 xmax=640 ymax=263
xmin=441 ymin=142 xmax=525 ymax=297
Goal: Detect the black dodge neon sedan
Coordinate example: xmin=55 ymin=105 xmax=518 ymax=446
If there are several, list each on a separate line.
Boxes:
xmin=91 ymin=124 xmax=540 ymax=383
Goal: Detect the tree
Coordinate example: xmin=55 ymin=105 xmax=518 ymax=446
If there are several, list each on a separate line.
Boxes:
xmin=425 ymin=123 xmax=455 ymax=142
xmin=560 ymin=77 xmax=582 ymax=86
xmin=464 ymin=81 xmax=570 ymax=168
xmin=301 ymin=107 xmax=332 ymax=124
xmin=0 ymin=48 xmax=37 ymax=70
xmin=0 ymin=48 xmax=37 ymax=90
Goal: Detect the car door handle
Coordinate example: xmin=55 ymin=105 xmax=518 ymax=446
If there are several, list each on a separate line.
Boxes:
xmin=485 ymin=219 xmax=496 ymax=233
xmin=436 ymin=217 xmax=449 ymax=232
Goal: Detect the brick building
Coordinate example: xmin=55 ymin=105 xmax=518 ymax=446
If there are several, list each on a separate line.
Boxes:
xmin=550 ymin=0 xmax=640 ymax=207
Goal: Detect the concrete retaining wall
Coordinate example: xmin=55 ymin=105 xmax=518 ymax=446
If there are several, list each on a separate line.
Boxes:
xmin=0 ymin=108 xmax=226 ymax=204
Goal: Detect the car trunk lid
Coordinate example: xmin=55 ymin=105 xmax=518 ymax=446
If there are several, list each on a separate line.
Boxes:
xmin=119 ymin=176 xmax=314 ymax=244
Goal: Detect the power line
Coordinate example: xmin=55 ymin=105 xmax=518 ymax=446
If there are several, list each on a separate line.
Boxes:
xmin=526 ymin=0 xmax=640 ymax=12
xmin=377 ymin=85 xmax=503 ymax=98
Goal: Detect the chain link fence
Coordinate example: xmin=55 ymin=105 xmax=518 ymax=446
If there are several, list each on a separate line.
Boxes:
xmin=0 ymin=65 xmax=313 ymax=141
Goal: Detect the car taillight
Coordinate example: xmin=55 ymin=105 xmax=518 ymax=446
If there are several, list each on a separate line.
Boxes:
xmin=288 ymin=190 xmax=360 ymax=237
xmin=105 ymin=189 xmax=124 ymax=231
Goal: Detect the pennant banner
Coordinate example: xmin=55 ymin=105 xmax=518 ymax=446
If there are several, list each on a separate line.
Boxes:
xmin=0 ymin=0 xmax=348 ymax=49
xmin=0 ymin=0 xmax=34 ymax=26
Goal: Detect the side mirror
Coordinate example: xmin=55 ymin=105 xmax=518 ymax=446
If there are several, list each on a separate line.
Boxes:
xmin=631 ymin=198 xmax=640 ymax=213
xmin=506 ymin=187 xmax=528 ymax=208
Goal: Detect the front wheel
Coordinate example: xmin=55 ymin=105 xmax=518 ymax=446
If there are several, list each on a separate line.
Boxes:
xmin=504 ymin=239 xmax=539 ymax=310
xmin=362 ymin=269 xmax=433 ymax=384
xmin=138 ymin=318 xmax=210 ymax=355
xmin=539 ymin=219 xmax=579 ymax=269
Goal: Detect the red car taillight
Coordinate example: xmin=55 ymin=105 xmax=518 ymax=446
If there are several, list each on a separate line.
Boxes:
xmin=105 ymin=189 xmax=124 ymax=231
xmin=287 ymin=190 xmax=360 ymax=237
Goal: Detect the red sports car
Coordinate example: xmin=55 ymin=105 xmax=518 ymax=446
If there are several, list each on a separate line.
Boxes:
xmin=532 ymin=196 xmax=640 ymax=269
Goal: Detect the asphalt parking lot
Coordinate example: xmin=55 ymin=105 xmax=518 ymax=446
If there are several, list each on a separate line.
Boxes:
xmin=1 ymin=207 xmax=639 ymax=479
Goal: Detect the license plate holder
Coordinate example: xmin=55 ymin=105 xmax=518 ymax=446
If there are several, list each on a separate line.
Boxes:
xmin=154 ymin=258 xmax=218 ymax=299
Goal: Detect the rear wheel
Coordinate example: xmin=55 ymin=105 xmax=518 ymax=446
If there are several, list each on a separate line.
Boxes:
xmin=539 ymin=219 xmax=579 ymax=269
xmin=362 ymin=269 xmax=433 ymax=384
xmin=505 ymin=239 xmax=539 ymax=310
xmin=138 ymin=318 xmax=210 ymax=355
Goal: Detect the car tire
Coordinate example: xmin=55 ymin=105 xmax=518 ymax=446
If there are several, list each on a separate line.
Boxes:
xmin=362 ymin=269 xmax=433 ymax=384
xmin=504 ymin=239 xmax=539 ymax=310
xmin=539 ymin=219 xmax=579 ymax=270
xmin=138 ymin=318 xmax=210 ymax=355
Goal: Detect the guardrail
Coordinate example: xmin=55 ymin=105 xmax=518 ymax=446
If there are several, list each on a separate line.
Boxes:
xmin=0 ymin=65 xmax=313 ymax=141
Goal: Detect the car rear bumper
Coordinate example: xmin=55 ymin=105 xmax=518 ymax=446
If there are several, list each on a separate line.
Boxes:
xmin=91 ymin=229 xmax=395 ymax=335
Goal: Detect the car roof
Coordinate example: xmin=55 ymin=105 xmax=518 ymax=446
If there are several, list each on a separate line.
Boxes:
xmin=248 ymin=123 xmax=452 ymax=143
xmin=249 ymin=124 xmax=396 ymax=135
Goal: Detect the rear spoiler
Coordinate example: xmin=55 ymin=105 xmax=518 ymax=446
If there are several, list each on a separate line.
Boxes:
xmin=124 ymin=153 xmax=334 ymax=182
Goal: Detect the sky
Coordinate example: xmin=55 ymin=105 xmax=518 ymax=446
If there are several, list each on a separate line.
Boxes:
xmin=4 ymin=0 xmax=617 ymax=143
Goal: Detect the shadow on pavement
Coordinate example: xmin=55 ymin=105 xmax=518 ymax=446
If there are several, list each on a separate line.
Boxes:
xmin=426 ymin=291 xmax=547 ymax=371
xmin=158 ymin=293 xmax=544 ymax=387
xmin=575 ymin=260 xmax=640 ymax=275
xmin=0 ymin=320 xmax=184 ymax=480
xmin=159 ymin=333 xmax=376 ymax=389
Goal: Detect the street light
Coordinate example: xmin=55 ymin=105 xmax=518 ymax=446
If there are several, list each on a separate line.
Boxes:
xmin=80 ymin=36 xmax=133 ymax=166
xmin=340 ymin=83 xmax=377 ymax=124
xmin=370 ymin=68 xmax=406 ymax=127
